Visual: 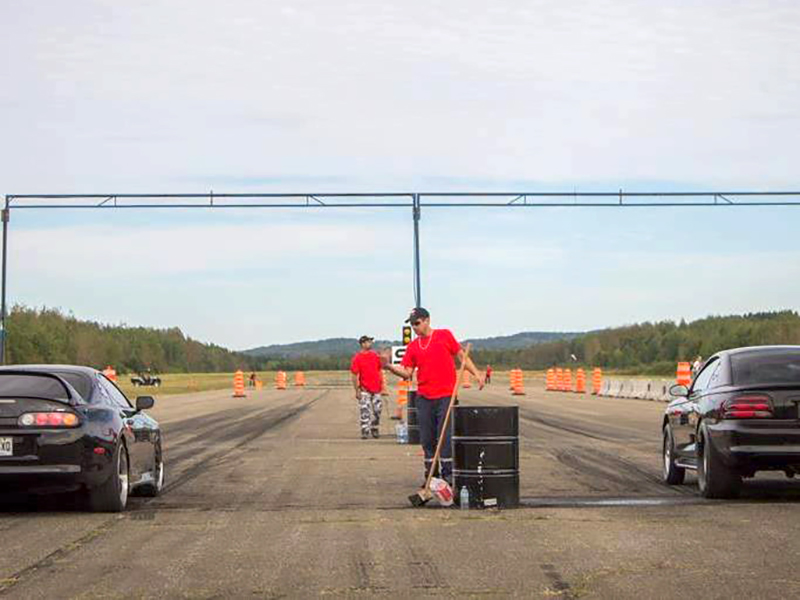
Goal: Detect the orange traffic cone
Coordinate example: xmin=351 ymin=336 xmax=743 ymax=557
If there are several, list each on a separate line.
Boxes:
xmin=233 ymin=370 xmax=246 ymax=398
xmin=512 ymin=369 xmax=525 ymax=395
xmin=575 ymin=368 xmax=586 ymax=393
xmin=393 ymin=379 xmax=409 ymax=420
xmin=462 ymin=371 xmax=472 ymax=388
xmin=294 ymin=372 xmax=306 ymax=387
xmin=565 ymin=369 xmax=573 ymax=392
xmin=676 ymin=362 xmax=691 ymax=386
xmin=591 ymin=368 xmax=602 ymax=395
xmin=276 ymin=371 xmax=287 ymax=390
xmin=546 ymin=368 xmax=556 ymax=391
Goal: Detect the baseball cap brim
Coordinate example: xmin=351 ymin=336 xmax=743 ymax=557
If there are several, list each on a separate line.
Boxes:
xmin=404 ymin=307 xmax=430 ymax=323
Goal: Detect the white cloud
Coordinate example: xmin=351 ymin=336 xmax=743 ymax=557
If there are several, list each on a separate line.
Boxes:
xmin=15 ymin=220 xmax=403 ymax=278
xmin=1 ymin=1 xmax=798 ymax=346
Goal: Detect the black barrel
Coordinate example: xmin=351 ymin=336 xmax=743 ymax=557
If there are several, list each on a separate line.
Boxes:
xmin=406 ymin=391 xmax=420 ymax=444
xmin=452 ymin=406 xmax=519 ymax=508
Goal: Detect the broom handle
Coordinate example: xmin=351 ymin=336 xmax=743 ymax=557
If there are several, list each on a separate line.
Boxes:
xmin=423 ymin=343 xmax=472 ymax=490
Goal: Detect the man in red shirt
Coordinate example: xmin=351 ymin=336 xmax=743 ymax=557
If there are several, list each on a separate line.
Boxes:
xmin=351 ymin=335 xmax=383 ymax=439
xmin=383 ymin=307 xmax=484 ymax=484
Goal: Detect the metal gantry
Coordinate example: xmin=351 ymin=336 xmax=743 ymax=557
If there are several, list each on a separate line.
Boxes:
xmin=2 ymin=190 xmax=800 ymax=363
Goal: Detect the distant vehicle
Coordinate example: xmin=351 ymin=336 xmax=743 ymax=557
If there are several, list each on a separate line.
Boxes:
xmin=131 ymin=371 xmax=161 ymax=387
xmin=663 ymin=346 xmax=800 ymax=498
xmin=0 ymin=365 xmax=164 ymax=511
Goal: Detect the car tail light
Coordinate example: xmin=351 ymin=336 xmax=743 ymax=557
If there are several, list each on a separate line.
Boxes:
xmin=18 ymin=412 xmax=80 ymax=427
xmin=722 ymin=394 xmax=773 ymax=419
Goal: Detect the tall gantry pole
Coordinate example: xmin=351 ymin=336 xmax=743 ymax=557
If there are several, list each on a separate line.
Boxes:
xmin=0 ymin=196 xmax=9 ymax=365
xmin=413 ymin=193 xmax=422 ymax=309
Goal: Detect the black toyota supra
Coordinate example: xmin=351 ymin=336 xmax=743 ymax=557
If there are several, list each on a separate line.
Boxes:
xmin=663 ymin=346 xmax=800 ymax=498
xmin=0 ymin=365 xmax=164 ymax=511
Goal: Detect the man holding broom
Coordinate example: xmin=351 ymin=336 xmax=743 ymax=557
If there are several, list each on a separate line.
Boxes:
xmin=382 ymin=307 xmax=485 ymax=487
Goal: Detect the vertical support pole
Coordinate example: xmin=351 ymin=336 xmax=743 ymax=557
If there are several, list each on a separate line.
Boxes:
xmin=412 ymin=193 xmax=422 ymax=308
xmin=1 ymin=196 xmax=9 ymax=365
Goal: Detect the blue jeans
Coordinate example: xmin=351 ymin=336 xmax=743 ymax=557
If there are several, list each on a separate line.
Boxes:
xmin=417 ymin=396 xmax=452 ymax=483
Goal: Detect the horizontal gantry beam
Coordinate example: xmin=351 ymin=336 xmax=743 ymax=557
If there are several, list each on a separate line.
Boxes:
xmin=5 ymin=191 xmax=800 ymax=209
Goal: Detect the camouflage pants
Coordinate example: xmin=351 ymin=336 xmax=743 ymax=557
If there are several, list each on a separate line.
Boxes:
xmin=358 ymin=391 xmax=382 ymax=434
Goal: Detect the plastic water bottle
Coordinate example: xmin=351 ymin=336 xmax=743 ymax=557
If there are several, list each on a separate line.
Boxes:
xmin=460 ymin=486 xmax=470 ymax=510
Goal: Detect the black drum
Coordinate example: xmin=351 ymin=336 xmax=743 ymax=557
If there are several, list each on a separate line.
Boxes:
xmin=452 ymin=406 xmax=519 ymax=508
xmin=406 ymin=390 xmax=420 ymax=444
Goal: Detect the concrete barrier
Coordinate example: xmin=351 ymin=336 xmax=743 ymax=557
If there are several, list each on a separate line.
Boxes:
xmin=594 ymin=378 xmax=675 ymax=402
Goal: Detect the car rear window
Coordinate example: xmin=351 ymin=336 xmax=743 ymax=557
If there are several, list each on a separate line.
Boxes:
xmin=731 ymin=350 xmax=800 ymax=386
xmin=0 ymin=373 xmax=73 ymax=400
xmin=52 ymin=372 xmax=92 ymax=400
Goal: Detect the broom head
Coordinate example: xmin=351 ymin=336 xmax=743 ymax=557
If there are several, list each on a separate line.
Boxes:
xmin=408 ymin=487 xmax=432 ymax=507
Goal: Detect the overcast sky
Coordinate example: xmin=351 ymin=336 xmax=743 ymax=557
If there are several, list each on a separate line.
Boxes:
xmin=1 ymin=1 xmax=799 ymax=349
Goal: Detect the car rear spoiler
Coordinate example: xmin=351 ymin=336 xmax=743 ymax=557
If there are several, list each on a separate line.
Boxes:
xmin=733 ymin=383 xmax=800 ymax=392
xmin=0 ymin=370 xmax=83 ymax=405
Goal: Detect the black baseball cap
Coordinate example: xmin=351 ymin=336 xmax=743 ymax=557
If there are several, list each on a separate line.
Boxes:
xmin=358 ymin=335 xmax=374 ymax=344
xmin=405 ymin=307 xmax=430 ymax=323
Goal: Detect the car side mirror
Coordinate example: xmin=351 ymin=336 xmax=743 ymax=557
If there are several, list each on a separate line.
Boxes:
xmin=669 ymin=384 xmax=689 ymax=398
xmin=135 ymin=396 xmax=155 ymax=411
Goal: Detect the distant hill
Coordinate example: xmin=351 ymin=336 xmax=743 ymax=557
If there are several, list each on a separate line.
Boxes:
xmin=243 ymin=331 xmax=582 ymax=358
xmin=464 ymin=331 xmax=582 ymax=350
xmin=243 ymin=338 xmax=397 ymax=358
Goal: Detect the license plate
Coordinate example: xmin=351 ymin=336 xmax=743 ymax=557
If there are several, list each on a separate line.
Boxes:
xmin=0 ymin=437 xmax=11 ymax=457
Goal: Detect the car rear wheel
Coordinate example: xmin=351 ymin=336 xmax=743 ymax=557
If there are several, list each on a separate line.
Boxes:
xmin=88 ymin=443 xmax=129 ymax=512
xmin=697 ymin=428 xmax=741 ymax=499
xmin=138 ymin=442 xmax=165 ymax=497
xmin=662 ymin=426 xmax=685 ymax=485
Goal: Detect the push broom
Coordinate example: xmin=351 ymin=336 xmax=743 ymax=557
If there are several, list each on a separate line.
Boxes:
xmin=408 ymin=343 xmax=472 ymax=507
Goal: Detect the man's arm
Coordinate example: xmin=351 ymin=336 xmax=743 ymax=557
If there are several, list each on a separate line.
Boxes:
xmin=384 ymin=363 xmax=414 ymax=380
xmin=457 ymin=348 xmax=485 ymax=389
xmin=351 ymin=372 xmax=361 ymax=398
xmin=379 ymin=347 xmax=413 ymax=379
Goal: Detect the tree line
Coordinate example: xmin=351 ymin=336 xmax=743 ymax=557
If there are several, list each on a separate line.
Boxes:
xmin=5 ymin=306 xmax=262 ymax=374
xmin=472 ymin=310 xmax=800 ymax=375
xmin=6 ymin=305 xmax=800 ymax=375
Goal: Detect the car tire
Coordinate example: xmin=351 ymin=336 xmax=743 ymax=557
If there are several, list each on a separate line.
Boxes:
xmin=697 ymin=427 xmax=741 ymax=499
xmin=88 ymin=442 xmax=130 ymax=512
xmin=137 ymin=442 xmax=165 ymax=498
xmin=662 ymin=426 xmax=685 ymax=485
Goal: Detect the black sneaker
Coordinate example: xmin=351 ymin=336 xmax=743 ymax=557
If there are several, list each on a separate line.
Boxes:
xmin=361 ymin=432 xmax=369 ymax=439
xmin=371 ymin=429 xmax=380 ymax=439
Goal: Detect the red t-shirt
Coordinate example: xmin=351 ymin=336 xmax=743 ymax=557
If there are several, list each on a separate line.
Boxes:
xmin=351 ymin=350 xmax=383 ymax=394
xmin=401 ymin=328 xmax=461 ymax=399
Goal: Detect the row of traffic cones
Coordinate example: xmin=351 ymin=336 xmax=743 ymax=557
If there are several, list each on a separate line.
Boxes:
xmin=546 ymin=367 xmax=603 ymax=394
xmin=232 ymin=370 xmax=307 ymax=397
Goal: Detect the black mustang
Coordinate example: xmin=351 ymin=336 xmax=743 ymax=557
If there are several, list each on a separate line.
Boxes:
xmin=0 ymin=365 xmax=164 ymax=511
xmin=663 ymin=346 xmax=800 ymax=498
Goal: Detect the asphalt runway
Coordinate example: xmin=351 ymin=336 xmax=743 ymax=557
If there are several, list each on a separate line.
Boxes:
xmin=3 ymin=379 xmax=800 ymax=598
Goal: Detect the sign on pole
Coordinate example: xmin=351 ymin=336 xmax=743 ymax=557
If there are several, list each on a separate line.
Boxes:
xmin=391 ymin=345 xmax=406 ymax=365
